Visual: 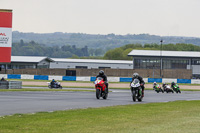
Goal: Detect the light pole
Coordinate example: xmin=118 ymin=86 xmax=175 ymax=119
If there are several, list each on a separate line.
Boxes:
xmin=160 ymin=39 xmax=163 ymax=78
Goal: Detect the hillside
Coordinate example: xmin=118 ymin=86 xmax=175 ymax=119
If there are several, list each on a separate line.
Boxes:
xmin=13 ymin=31 xmax=200 ymax=51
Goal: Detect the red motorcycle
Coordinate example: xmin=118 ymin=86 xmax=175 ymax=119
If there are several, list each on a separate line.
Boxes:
xmin=94 ymin=77 xmax=108 ymax=99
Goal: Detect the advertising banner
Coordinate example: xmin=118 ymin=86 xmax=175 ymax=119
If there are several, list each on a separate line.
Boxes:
xmin=0 ymin=9 xmax=12 ymax=63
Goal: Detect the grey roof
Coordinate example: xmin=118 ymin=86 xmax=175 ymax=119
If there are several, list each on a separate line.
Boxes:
xmin=52 ymin=58 xmax=132 ymax=64
xmin=11 ymin=56 xmax=53 ymax=63
xmin=128 ymin=50 xmax=200 ymax=58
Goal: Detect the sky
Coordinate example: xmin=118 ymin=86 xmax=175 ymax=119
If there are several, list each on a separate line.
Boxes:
xmin=1 ymin=0 xmax=200 ymax=37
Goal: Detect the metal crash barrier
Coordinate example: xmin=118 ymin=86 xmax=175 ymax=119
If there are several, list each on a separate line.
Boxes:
xmin=0 ymin=81 xmax=22 ymax=89
xmin=0 ymin=81 xmax=9 ymax=89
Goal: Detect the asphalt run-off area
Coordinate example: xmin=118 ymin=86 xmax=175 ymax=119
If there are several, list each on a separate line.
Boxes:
xmin=1 ymin=88 xmax=200 ymax=116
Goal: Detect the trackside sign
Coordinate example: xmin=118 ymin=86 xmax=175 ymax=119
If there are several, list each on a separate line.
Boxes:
xmin=0 ymin=9 xmax=12 ymax=63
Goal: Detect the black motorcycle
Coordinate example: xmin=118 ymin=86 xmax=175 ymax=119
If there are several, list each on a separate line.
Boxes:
xmin=48 ymin=82 xmax=62 ymax=89
xmin=130 ymin=79 xmax=143 ymax=102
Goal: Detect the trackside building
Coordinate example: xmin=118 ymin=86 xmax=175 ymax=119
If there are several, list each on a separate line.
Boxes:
xmin=128 ymin=50 xmax=200 ymax=79
xmin=50 ymin=58 xmax=133 ymax=69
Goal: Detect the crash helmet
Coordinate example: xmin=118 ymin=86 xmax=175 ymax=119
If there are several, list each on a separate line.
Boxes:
xmin=133 ymin=73 xmax=139 ymax=78
xmin=153 ymin=82 xmax=157 ymax=85
xmin=99 ymin=70 xmax=104 ymax=76
xmin=172 ymin=81 xmax=175 ymax=84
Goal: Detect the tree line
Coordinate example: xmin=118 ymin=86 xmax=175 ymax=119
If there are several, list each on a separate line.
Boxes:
xmin=12 ymin=40 xmax=200 ymax=60
xmin=13 ymin=31 xmax=200 ymax=51
xmin=12 ymin=40 xmax=104 ymax=58
xmin=103 ymin=43 xmax=200 ymax=60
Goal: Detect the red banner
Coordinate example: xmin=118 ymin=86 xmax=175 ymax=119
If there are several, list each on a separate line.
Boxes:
xmin=0 ymin=9 xmax=12 ymax=63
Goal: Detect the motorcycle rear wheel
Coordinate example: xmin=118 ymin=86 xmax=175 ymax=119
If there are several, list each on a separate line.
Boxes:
xmin=103 ymin=93 xmax=108 ymax=99
xmin=138 ymin=97 xmax=142 ymax=102
xmin=48 ymin=85 xmax=52 ymax=89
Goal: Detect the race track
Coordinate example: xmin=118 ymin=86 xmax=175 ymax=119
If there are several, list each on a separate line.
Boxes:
xmin=0 ymin=88 xmax=200 ymax=116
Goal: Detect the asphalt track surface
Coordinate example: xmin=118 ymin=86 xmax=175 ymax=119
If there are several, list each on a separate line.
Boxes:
xmin=1 ymin=88 xmax=200 ymax=116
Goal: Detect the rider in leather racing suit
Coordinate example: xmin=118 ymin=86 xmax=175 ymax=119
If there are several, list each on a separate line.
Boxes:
xmin=131 ymin=73 xmax=145 ymax=97
xmin=96 ymin=70 xmax=109 ymax=94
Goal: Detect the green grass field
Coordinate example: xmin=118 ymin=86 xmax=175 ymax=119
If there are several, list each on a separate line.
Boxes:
xmin=0 ymin=100 xmax=200 ymax=133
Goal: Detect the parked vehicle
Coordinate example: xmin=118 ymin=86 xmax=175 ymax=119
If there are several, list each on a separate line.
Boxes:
xmin=172 ymin=83 xmax=181 ymax=93
xmin=163 ymin=84 xmax=174 ymax=93
xmin=94 ymin=77 xmax=108 ymax=99
xmin=130 ymin=79 xmax=143 ymax=102
xmin=153 ymin=84 xmax=164 ymax=93
xmin=47 ymin=82 xmax=62 ymax=89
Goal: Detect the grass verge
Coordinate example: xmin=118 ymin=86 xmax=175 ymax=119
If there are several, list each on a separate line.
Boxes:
xmin=22 ymin=85 xmax=200 ymax=91
xmin=9 ymin=79 xmax=200 ymax=85
xmin=0 ymin=100 xmax=200 ymax=133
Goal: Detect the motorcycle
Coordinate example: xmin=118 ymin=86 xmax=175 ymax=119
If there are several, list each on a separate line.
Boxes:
xmin=47 ymin=82 xmax=62 ymax=89
xmin=130 ymin=79 xmax=142 ymax=102
xmin=163 ymin=84 xmax=174 ymax=93
xmin=94 ymin=77 xmax=108 ymax=99
xmin=172 ymin=83 xmax=181 ymax=93
xmin=154 ymin=84 xmax=164 ymax=93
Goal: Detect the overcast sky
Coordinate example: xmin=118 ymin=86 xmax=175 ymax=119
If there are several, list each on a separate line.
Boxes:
xmin=1 ymin=0 xmax=200 ymax=37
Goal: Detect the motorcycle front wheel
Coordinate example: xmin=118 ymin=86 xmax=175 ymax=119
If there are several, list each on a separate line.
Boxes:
xmin=132 ymin=91 xmax=136 ymax=102
xmin=96 ymin=89 xmax=100 ymax=99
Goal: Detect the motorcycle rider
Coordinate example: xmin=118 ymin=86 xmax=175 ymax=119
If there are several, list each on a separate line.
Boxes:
xmin=96 ymin=70 xmax=109 ymax=94
xmin=153 ymin=82 xmax=157 ymax=90
xmin=1 ymin=77 xmax=5 ymax=81
xmin=51 ymin=79 xmax=57 ymax=87
xmin=162 ymin=82 xmax=167 ymax=91
xmin=131 ymin=73 xmax=145 ymax=97
xmin=171 ymin=82 xmax=176 ymax=90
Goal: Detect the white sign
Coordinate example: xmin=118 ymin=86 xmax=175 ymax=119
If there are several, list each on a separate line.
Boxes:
xmin=0 ymin=27 xmax=12 ymax=47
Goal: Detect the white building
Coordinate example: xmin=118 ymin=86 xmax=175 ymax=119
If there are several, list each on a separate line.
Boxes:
xmin=128 ymin=50 xmax=200 ymax=78
xmin=50 ymin=58 xmax=133 ymax=69
xmin=1 ymin=56 xmax=53 ymax=69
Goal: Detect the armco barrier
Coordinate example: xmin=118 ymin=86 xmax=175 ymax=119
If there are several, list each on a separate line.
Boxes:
xmin=177 ymin=79 xmax=191 ymax=84
xmin=191 ymin=79 xmax=200 ymax=84
xmin=49 ymin=76 xmax=62 ymax=81
xmin=0 ymin=74 xmax=199 ymax=84
xmin=0 ymin=81 xmax=9 ymax=89
xmin=8 ymin=74 xmax=21 ymax=79
xmin=0 ymin=81 xmax=22 ymax=89
xmin=9 ymin=81 xmax=22 ymax=89
xmin=62 ymin=76 xmax=76 ymax=81
xmin=148 ymin=78 xmax=162 ymax=83
xmin=162 ymin=78 xmax=177 ymax=83
xmin=76 ymin=76 xmax=91 ymax=81
xmin=108 ymin=77 xmax=120 ymax=82
xmin=90 ymin=77 xmax=96 ymax=81
xmin=0 ymin=74 xmax=7 ymax=79
xmin=21 ymin=74 xmax=34 ymax=80
xmin=143 ymin=78 xmax=148 ymax=83
xmin=34 ymin=75 xmax=48 ymax=80
xmin=120 ymin=77 xmax=132 ymax=82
